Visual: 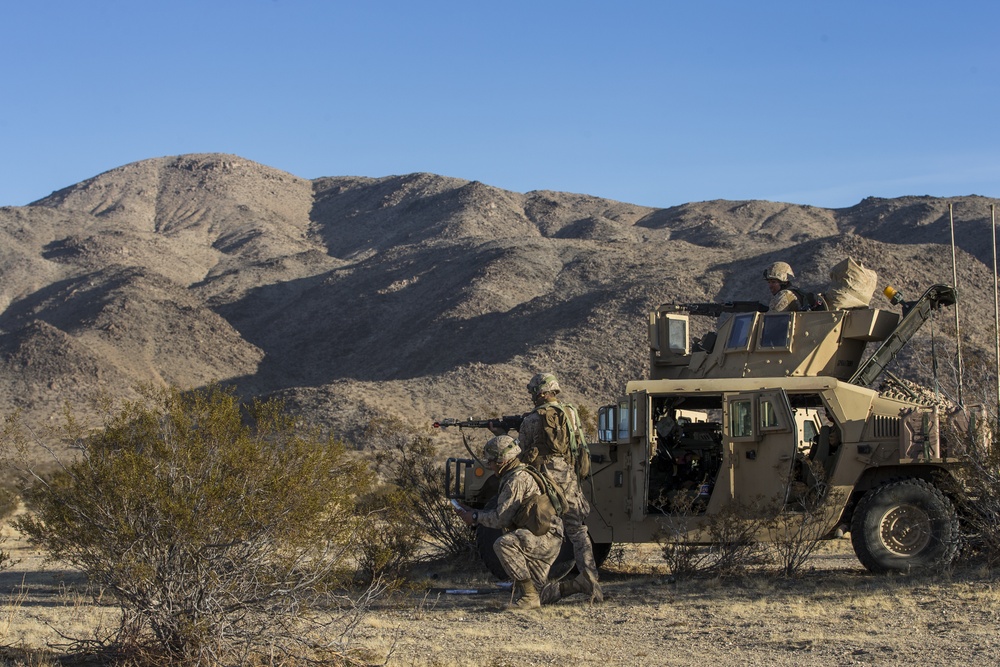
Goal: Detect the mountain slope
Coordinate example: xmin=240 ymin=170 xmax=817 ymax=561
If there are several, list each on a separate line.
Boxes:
xmin=1 ymin=153 xmax=995 ymax=457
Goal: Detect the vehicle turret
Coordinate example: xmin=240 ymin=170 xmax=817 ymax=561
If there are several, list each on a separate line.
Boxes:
xmin=649 ymin=284 xmax=957 ymax=386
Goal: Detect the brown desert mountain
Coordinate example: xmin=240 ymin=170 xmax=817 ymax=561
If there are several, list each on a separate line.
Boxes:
xmin=1 ymin=153 xmax=996 ymax=458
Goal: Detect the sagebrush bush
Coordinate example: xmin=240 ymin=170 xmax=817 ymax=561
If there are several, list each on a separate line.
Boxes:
xmin=0 ymin=484 xmax=18 ymax=521
xmin=4 ymin=385 xmax=381 ymax=666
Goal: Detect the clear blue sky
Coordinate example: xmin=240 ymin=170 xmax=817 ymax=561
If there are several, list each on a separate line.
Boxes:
xmin=2 ymin=1 xmax=997 ymax=209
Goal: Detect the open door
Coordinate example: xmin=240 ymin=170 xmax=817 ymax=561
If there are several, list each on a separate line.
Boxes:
xmin=627 ymin=390 xmax=649 ymax=521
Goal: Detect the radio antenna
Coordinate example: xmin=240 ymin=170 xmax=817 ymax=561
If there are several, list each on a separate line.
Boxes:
xmin=949 ymin=203 xmax=965 ymax=407
xmin=992 ymin=203 xmax=999 ymax=416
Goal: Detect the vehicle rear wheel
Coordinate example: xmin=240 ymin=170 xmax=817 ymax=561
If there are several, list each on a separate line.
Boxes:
xmin=850 ymin=478 xmax=959 ymax=573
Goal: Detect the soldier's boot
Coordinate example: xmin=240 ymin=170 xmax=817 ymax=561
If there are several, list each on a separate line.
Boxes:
xmin=509 ymin=579 xmax=541 ymax=610
xmin=579 ymin=572 xmax=604 ymax=604
xmin=558 ymin=578 xmax=586 ymax=599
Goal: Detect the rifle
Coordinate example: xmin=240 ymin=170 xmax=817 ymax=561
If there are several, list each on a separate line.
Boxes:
xmin=667 ymin=301 xmax=768 ymax=318
xmin=433 ymin=414 xmax=525 ymax=432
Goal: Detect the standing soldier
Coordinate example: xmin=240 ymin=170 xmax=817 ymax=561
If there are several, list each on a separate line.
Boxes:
xmin=453 ymin=435 xmax=564 ymax=610
xmin=763 ymin=261 xmax=802 ymax=312
xmin=493 ymin=372 xmax=602 ymax=603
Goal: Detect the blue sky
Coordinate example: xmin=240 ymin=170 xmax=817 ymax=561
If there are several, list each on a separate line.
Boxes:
xmin=2 ymin=1 xmax=997 ymax=209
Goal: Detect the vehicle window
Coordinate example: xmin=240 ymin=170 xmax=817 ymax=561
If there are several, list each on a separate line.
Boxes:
xmin=599 ymin=406 xmax=616 ymax=443
xmin=726 ymin=313 xmax=755 ymax=350
xmin=802 ymin=419 xmax=818 ymax=443
xmin=759 ymin=313 xmax=792 ymax=349
xmin=617 ymin=399 xmax=630 ymax=440
xmin=668 ymin=318 xmax=688 ymax=353
xmin=760 ymin=399 xmax=779 ymax=429
xmin=730 ymin=399 xmax=753 ymax=438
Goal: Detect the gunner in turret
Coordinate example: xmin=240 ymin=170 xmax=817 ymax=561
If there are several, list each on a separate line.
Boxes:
xmin=764 ymin=261 xmax=802 ymax=312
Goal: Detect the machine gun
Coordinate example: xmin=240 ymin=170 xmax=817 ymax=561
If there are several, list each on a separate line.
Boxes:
xmin=669 ymin=301 xmax=768 ymax=318
xmin=433 ymin=414 xmax=525 ymax=432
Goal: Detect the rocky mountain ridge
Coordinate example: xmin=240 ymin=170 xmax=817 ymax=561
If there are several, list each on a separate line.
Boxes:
xmin=1 ymin=153 xmax=996 ymax=458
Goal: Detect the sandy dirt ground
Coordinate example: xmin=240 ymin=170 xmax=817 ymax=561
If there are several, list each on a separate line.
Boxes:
xmin=354 ymin=542 xmax=1000 ymax=667
xmin=2 ymin=526 xmax=999 ymax=667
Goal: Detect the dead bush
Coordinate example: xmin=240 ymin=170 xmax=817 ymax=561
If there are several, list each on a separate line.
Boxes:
xmin=358 ymin=416 xmax=475 ymax=566
xmin=765 ymin=460 xmax=846 ymax=577
xmin=951 ymin=404 xmax=1000 ymax=566
xmin=656 ymin=499 xmax=770 ymax=579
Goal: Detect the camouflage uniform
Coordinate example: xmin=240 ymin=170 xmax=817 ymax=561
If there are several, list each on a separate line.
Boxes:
xmin=769 ymin=289 xmax=801 ymax=312
xmin=764 ymin=261 xmax=801 ymax=312
xmin=477 ymin=449 xmax=564 ymax=598
xmin=519 ymin=400 xmax=601 ymax=591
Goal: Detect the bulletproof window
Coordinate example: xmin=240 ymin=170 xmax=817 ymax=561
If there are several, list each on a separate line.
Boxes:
xmin=802 ymin=418 xmax=818 ymax=444
xmin=630 ymin=391 xmax=648 ymax=437
xmin=760 ymin=399 xmax=779 ymax=429
xmin=759 ymin=313 xmax=792 ymax=350
xmin=598 ymin=405 xmax=616 ymax=443
xmin=725 ymin=313 xmax=755 ymax=351
xmin=758 ymin=390 xmax=793 ymax=433
xmin=667 ymin=318 xmax=688 ymax=354
xmin=617 ymin=398 xmax=630 ymax=441
xmin=730 ymin=399 xmax=754 ymax=439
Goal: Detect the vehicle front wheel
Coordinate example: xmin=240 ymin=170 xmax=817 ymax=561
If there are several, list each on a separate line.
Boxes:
xmin=548 ymin=539 xmax=613 ymax=580
xmin=850 ymin=478 xmax=959 ymax=573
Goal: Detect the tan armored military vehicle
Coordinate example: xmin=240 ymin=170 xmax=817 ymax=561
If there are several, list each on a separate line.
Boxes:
xmin=445 ymin=278 xmax=969 ymax=575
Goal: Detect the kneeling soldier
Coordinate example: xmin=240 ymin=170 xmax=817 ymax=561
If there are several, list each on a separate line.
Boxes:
xmin=454 ymin=435 xmax=564 ymax=609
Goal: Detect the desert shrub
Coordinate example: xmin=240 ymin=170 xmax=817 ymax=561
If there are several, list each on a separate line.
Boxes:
xmin=0 ymin=484 xmax=18 ymax=521
xmin=4 ymin=385 xmax=382 ymax=666
xmin=575 ymin=404 xmax=597 ymax=443
xmin=765 ymin=462 xmax=846 ymax=577
xmin=656 ymin=501 xmax=770 ymax=579
xmin=0 ymin=484 xmax=18 ymax=572
xmin=359 ymin=416 xmax=474 ymax=565
xmin=354 ymin=484 xmax=422 ymax=583
xmin=951 ymin=404 xmax=1000 ymax=566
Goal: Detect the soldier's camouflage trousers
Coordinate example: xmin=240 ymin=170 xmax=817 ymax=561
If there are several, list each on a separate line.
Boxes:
xmin=494 ymin=523 xmax=563 ymax=590
xmin=541 ymin=458 xmax=600 ymax=582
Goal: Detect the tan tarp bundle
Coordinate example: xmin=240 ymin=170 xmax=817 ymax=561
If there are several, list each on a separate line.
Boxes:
xmin=826 ymin=257 xmax=877 ymax=310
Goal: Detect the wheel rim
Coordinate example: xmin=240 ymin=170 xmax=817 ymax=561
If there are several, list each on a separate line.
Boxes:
xmin=878 ymin=503 xmax=932 ymax=556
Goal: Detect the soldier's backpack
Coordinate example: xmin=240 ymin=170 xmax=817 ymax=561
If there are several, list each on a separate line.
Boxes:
xmin=536 ymin=403 xmax=592 ymax=481
xmin=511 ymin=465 xmax=568 ymax=536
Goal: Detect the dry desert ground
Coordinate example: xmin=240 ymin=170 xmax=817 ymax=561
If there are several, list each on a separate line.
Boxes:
xmin=2 ymin=520 xmax=999 ymax=667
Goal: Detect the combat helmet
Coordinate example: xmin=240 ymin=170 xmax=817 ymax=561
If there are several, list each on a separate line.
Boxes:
xmin=763 ymin=261 xmax=795 ymax=284
xmin=483 ymin=435 xmax=521 ymax=464
xmin=527 ymin=372 xmax=561 ymax=397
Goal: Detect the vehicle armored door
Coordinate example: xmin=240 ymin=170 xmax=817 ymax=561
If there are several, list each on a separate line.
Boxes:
xmin=623 ymin=390 xmax=650 ymax=522
xmin=724 ymin=390 xmax=798 ymax=511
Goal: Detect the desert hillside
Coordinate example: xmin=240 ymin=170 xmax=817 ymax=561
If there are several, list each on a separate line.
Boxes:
xmin=1 ymin=153 xmax=996 ymax=456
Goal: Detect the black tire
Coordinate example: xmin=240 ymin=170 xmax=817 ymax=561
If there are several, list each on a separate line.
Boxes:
xmin=475 ymin=522 xmax=508 ymax=580
xmin=850 ymin=478 xmax=960 ymax=573
xmin=474 ymin=497 xmax=508 ymax=579
xmin=550 ymin=539 xmax=614 ymax=579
